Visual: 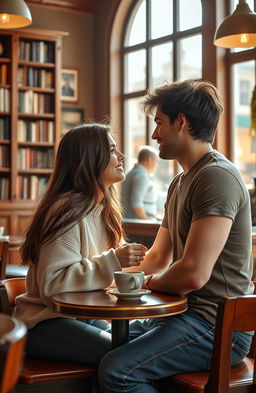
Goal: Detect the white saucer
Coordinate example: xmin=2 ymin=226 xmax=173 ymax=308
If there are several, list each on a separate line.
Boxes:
xmin=107 ymin=289 xmax=151 ymax=301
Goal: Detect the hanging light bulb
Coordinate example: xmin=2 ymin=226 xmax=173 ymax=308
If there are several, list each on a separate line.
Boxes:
xmin=214 ymin=0 xmax=256 ymax=48
xmin=0 ymin=0 xmax=32 ymax=29
xmin=0 ymin=13 xmax=10 ymax=25
xmin=240 ymin=33 xmax=250 ymax=44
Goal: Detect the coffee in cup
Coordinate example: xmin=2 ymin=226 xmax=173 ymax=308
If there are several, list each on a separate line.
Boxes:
xmin=114 ymin=271 xmax=144 ymax=293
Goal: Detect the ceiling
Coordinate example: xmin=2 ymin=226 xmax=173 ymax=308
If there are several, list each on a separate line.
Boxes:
xmin=26 ymin=0 xmax=98 ymax=14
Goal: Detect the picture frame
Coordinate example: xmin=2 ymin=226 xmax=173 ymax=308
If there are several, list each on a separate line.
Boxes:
xmin=60 ymin=68 xmax=79 ymax=103
xmin=61 ymin=107 xmax=85 ymax=136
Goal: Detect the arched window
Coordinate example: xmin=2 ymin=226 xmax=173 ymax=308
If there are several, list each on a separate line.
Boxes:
xmin=122 ymin=0 xmax=203 ymax=206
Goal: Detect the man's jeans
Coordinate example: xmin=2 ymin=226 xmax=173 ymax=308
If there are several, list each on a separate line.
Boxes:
xmin=99 ymin=309 xmax=252 ymax=393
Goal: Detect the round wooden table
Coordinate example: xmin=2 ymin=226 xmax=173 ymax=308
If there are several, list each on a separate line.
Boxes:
xmin=52 ymin=290 xmax=187 ymax=348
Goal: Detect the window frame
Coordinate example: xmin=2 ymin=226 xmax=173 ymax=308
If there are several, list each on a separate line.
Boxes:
xmin=120 ymin=0 xmax=212 ymax=177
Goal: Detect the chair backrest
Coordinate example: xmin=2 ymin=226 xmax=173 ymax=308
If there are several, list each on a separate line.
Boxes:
xmin=206 ymin=295 xmax=256 ymax=393
xmin=0 ymin=312 xmax=27 ymax=393
xmin=0 ymin=278 xmax=26 ymax=315
xmin=0 ymin=242 xmax=9 ymax=280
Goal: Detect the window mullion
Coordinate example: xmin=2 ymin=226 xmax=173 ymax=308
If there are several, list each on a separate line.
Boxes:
xmin=173 ymin=0 xmax=178 ymax=80
xmin=146 ymin=0 xmax=151 ymax=143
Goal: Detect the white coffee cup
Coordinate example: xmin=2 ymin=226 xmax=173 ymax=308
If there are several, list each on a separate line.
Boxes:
xmin=0 ymin=226 xmax=4 ymax=236
xmin=114 ymin=271 xmax=144 ymax=293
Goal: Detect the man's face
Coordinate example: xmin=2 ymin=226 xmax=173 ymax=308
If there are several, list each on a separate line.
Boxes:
xmin=151 ymin=107 xmax=182 ymax=160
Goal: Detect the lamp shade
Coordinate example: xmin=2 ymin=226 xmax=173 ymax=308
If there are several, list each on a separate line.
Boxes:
xmin=0 ymin=0 xmax=32 ymax=29
xmin=214 ymin=0 xmax=256 ymax=48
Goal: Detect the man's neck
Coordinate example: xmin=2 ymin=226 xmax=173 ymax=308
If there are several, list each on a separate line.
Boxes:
xmin=179 ymin=142 xmax=213 ymax=174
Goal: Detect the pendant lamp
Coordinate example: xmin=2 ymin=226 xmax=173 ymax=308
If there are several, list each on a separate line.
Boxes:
xmin=214 ymin=0 xmax=256 ymax=48
xmin=0 ymin=0 xmax=32 ymax=29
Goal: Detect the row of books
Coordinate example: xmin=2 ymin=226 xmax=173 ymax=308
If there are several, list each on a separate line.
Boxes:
xmin=0 ymin=145 xmax=10 ymax=168
xmin=18 ymin=147 xmax=53 ymax=169
xmin=0 ymin=117 xmax=10 ymax=140
xmin=0 ymin=64 xmax=8 ymax=85
xmin=19 ymin=40 xmax=54 ymax=63
xmin=18 ymin=91 xmax=54 ymax=114
xmin=0 ymin=177 xmax=9 ymax=200
xmin=0 ymin=88 xmax=10 ymax=112
xmin=18 ymin=67 xmax=54 ymax=89
xmin=18 ymin=120 xmax=54 ymax=143
xmin=18 ymin=175 xmax=48 ymax=200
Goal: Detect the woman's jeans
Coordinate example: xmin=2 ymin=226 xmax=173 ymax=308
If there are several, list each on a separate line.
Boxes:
xmin=26 ymin=317 xmax=112 ymax=366
xmin=99 ymin=309 xmax=252 ymax=393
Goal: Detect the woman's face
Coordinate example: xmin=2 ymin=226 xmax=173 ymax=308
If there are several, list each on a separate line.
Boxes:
xmin=101 ymin=134 xmax=125 ymax=188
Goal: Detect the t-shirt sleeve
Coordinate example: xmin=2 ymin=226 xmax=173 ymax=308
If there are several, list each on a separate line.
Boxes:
xmin=190 ymin=166 xmax=246 ymax=222
xmin=162 ymin=177 xmax=177 ymax=228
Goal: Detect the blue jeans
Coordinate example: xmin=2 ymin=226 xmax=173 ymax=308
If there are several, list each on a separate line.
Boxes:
xmin=99 ymin=309 xmax=252 ymax=393
xmin=26 ymin=317 xmax=112 ymax=366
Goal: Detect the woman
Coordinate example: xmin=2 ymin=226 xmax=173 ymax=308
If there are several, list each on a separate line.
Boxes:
xmin=14 ymin=123 xmax=147 ymax=365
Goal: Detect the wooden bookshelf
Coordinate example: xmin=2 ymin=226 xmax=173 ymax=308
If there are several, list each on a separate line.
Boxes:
xmin=0 ymin=28 xmax=68 ymax=238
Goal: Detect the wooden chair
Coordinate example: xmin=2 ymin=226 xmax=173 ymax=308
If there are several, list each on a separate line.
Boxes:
xmin=0 ymin=278 xmax=98 ymax=393
xmin=0 ymin=241 xmax=10 ymax=280
xmin=0 ymin=312 xmax=27 ymax=393
xmin=164 ymin=294 xmax=256 ymax=393
xmin=0 ymin=241 xmax=28 ymax=280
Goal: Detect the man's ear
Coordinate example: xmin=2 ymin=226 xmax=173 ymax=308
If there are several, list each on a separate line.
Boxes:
xmin=177 ymin=113 xmax=187 ymax=131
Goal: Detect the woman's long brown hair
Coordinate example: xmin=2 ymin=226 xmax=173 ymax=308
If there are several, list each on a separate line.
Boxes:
xmin=20 ymin=123 xmax=124 ymax=265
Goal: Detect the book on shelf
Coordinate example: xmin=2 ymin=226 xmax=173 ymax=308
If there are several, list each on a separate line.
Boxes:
xmin=18 ymin=119 xmax=54 ymax=143
xmin=19 ymin=40 xmax=55 ymax=63
xmin=18 ymin=147 xmax=53 ymax=169
xmin=18 ymin=67 xmax=54 ymax=88
xmin=18 ymin=175 xmax=48 ymax=200
xmin=0 ymin=88 xmax=10 ymax=112
xmin=0 ymin=117 xmax=10 ymax=140
xmin=0 ymin=145 xmax=10 ymax=167
xmin=18 ymin=91 xmax=54 ymax=114
xmin=0 ymin=64 xmax=8 ymax=85
xmin=0 ymin=177 xmax=9 ymax=200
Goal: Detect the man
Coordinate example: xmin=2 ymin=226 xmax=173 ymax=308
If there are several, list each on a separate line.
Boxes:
xmin=121 ymin=146 xmax=159 ymax=219
xmin=99 ymin=80 xmax=254 ymax=393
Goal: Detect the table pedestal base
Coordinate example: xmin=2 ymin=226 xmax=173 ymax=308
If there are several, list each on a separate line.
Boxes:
xmin=111 ymin=320 xmax=129 ymax=348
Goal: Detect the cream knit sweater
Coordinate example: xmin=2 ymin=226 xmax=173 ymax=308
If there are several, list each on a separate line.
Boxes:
xmin=13 ymin=206 xmax=122 ymax=329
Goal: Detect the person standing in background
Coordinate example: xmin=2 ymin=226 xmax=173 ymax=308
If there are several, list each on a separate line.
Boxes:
xmin=121 ymin=146 xmax=159 ymax=219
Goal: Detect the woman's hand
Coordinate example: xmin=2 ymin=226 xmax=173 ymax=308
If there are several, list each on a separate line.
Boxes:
xmin=115 ymin=243 xmax=148 ymax=268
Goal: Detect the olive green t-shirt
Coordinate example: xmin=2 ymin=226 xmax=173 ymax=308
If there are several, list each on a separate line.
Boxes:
xmin=162 ymin=150 xmax=254 ymax=324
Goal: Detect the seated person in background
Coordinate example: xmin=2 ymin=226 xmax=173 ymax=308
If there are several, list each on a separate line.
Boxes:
xmin=121 ymin=146 xmax=159 ymax=219
xmin=13 ymin=123 xmax=147 ymax=366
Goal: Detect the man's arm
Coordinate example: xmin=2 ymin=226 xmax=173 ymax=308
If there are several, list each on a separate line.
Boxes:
xmin=137 ymin=226 xmax=173 ymax=274
xmin=146 ymin=215 xmax=233 ymax=295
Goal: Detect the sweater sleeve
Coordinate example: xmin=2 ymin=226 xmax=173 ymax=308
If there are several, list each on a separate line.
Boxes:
xmin=36 ymin=221 xmax=122 ymax=308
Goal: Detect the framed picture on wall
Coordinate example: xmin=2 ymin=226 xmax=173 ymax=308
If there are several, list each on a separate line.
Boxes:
xmin=61 ymin=107 xmax=85 ymax=136
xmin=61 ymin=68 xmax=79 ymax=103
